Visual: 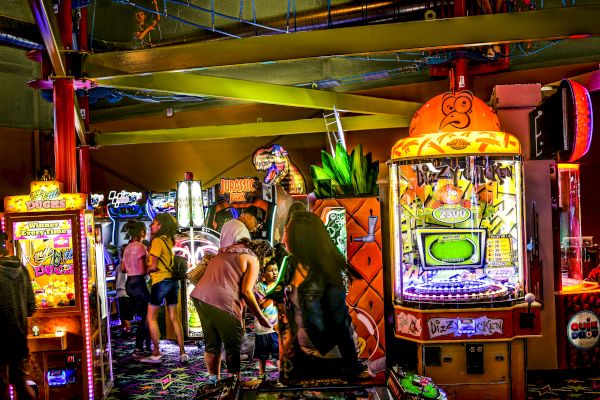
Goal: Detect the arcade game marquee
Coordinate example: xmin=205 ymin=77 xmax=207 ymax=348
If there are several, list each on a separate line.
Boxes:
xmin=388 ymin=91 xmax=541 ymax=399
xmin=106 ymin=189 xmax=150 ymax=249
xmin=2 ymin=181 xmax=112 ymax=400
xmin=205 ymin=177 xmax=276 ymax=244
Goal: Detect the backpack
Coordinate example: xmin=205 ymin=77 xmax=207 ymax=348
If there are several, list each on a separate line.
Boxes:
xmin=158 ymin=237 xmax=188 ymax=280
xmin=170 ymin=255 xmax=189 ymax=280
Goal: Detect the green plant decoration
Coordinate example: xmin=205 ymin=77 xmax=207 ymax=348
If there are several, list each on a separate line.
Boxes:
xmin=311 ymin=143 xmax=379 ymax=198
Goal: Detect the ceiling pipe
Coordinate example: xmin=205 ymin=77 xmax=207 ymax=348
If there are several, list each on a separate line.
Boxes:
xmin=0 ymin=32 xmax=44 ymax=50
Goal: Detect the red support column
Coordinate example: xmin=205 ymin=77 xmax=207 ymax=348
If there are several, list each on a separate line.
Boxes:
xmin=454 ymin=0 xmax=466 ymax=17
xmin=78 ymin=145 xmax=91 ymax=195
xmin=78 ymin=8 xmax=88 ymax=52
xmin=53 ymin=78 xmax=78 ymax=193
xmin=58 ymin=0 xmax=73 ymax=50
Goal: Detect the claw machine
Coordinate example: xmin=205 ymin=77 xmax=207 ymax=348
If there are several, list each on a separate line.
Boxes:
xmin=388 ymin=91 xmax=541 ymax=399
xmin=2 ymin=180 xmax=112 ymax=400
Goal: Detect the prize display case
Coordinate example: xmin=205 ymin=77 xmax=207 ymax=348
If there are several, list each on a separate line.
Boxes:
xmin=2 ymin=181 xmax=112 ymax=400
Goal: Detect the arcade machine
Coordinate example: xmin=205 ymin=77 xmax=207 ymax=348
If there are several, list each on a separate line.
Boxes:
xmin=106 ymin=189 xmax=150 ymax=250
xmin=388 ymin=91 xmax=541 ymax=399
xmin=527 ymin=79 xmax=598 ymax=370
xmin=205 ymin=177 xmax=277 ymax=244
xmin=2 ymin=181 xmax=113 ymax=400
xmin=174 ymin=176 xmax=220 ymax=340
xmin=90 ymin=193 xmax=119 ymax=315
xmin=146 ymin=190 xmax=177 ymax=221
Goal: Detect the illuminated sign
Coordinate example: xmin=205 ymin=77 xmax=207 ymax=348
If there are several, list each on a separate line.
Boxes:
xmin=567 ymin=311 xmax=600 ymax=350
xmin=219 ymin=177 xmax=260 ymax=203
xmin=432 ymin=204 xmax=471 ymax=224
xmin=90 ymin=193 xmax=104 ymax=209
xmin=253 ymin=144 xmax=306 ymax=195
xmin=414 ymin=162 xmax=513 ymax=187
xmin=4 ymin=181 xmax=86 ymax=213
xmin=428 ymin=316 xmax=503 ymax=338
xmin=176 ymin=181 xmax=204 ymax=228
xmin=14 ymin=220 xmax=72 ymax=240
xmin=563 ymin=79 xmax=593 ymax=162
xmin=107 ymin=190 xmax=143 ymax=207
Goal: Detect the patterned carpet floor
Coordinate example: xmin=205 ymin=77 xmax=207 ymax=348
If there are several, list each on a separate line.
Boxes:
xmin=107 ymin=323 xmax=600 ymax=399
xmin=527 ymin=370 xmax=600 ymax=400
xmin=107 ymin=324 xmax=278 ymax=400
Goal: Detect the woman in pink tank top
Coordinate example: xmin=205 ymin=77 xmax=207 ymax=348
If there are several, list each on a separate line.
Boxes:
xmin=190 ymin=219 xmax=270 ymax=384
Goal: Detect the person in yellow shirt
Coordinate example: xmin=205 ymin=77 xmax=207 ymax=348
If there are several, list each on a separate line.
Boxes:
xmin=140 ymin=213 xmax=188 ymax=364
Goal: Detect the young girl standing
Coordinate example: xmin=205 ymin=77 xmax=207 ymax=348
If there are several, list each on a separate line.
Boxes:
xmin=141 ymin=213 xmax=188 ymax=364
xmin=121 ymin=220 xmax=150 ymax=358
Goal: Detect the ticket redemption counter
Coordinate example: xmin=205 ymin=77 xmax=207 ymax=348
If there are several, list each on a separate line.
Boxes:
xmin=388 ymin=92 xmax=541 ymax=399
xmin=3 ymin=181 xmax=113 ymax=400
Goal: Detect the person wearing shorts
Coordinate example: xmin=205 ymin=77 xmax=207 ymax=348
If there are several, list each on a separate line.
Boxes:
xmin=140 ymin=213 xmax=188 ymax=364
xmin=190 ymin=220 xmax=271 ymax=384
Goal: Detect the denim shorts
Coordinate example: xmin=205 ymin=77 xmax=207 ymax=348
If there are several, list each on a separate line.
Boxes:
xmin=149 ymin=279 xmax=179 ymax=306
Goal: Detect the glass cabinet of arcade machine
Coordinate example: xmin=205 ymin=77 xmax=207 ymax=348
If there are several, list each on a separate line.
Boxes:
xmin=554 ymin=163 xmax=600 ymax=370
xmin=390 ymin=155 xmax=525 ymax=306
xmin=388 ymin=104 xmax=542 ymax=399
xmin=3 ymin=181 xmax=112 ymax=400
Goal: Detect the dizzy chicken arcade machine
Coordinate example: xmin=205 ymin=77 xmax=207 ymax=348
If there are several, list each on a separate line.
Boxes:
xmin=388 ymin=92 xmax=541 ymax=399
xmin=2 ymin=181 xmax=112 ymax=400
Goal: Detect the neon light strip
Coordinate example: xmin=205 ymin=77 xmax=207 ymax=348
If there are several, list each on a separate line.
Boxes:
xmin=568 ymin=79 xmax=593 ymax=162
xmin=558 ymin=163 xmax=580 ymax=170
xmin=80 ymin=214 xmax=94 ymax=399
xmin=1 ymin=216 xmax=6 ymax=235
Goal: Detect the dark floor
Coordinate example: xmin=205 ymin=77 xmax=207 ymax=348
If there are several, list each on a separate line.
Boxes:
xmin=107 ymin=322 xmax=600 ymax=399
xmin=527 ymin=370 xmax=600 ymax=400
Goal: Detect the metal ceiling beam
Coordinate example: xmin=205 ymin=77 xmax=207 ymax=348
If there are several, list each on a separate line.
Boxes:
xmin=96 ymin=73 xmax=422 ymax=116
xmin=84 ymin=5 xmax=600 ymax=78
xmin=28 ymin=0 xmax=87 ymax=145
xmin=94 ymin=114 xmax=410 ymax=146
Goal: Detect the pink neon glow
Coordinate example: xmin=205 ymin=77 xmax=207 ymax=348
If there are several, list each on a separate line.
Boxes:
xmin=1 ymin=216 xmax=5 ymax=236
xmin=9 ymin=385 xmax=14 ymax=400
xmin=80 ymin=214 xmax=94 ymax=399
xmin=566 ymin=79 xmax=594 ymax=162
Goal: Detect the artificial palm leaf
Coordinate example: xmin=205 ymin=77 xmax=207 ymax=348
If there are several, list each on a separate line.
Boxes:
xmin=310 ymin=144 xmax=379 ymax=198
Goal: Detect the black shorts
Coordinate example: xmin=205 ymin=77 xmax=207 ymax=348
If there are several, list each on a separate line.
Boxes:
xmin=254 ymin=332 xmax=279 ymax=361
xmin=117 ymin=297 xmax=132 ymax=321
xmin=193 ymin=299 xmax=243 ymax=373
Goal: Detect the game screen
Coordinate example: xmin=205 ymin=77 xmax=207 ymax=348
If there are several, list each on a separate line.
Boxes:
xmin=147 ymin=191 xmax=176 ymax=220
xmin=391 ymin=156 xmax=525 ymax=305
xmin=13 ymin=219 xmax=77 ymax=309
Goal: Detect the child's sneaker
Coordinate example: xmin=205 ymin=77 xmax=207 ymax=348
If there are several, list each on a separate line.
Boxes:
xmin=179 ymin=353 xmax=189 ymax=363
xmin=207 ymin=375 xmax=218 ymax=385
